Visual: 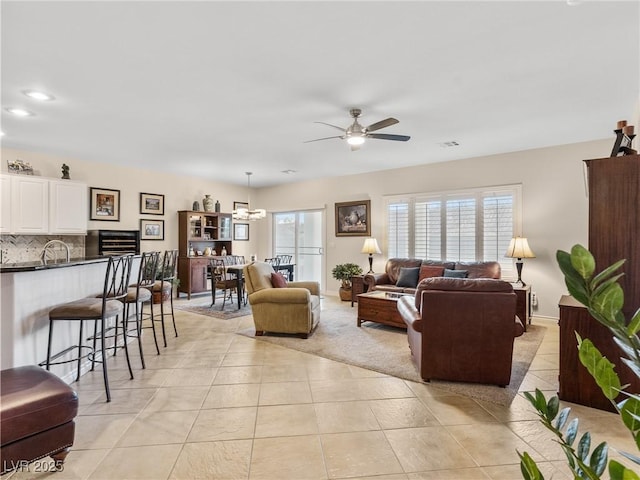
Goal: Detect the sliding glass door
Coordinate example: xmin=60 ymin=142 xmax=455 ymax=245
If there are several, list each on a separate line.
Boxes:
xmin=273 ymin=210 xmax=324 ymax=288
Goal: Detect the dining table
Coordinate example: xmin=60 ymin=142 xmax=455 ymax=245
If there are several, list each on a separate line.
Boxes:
xmin=225 ymin=263 xmax=296 ymax=310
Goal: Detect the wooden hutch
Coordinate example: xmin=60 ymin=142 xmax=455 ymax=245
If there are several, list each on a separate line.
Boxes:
xmin=558 ymin=154 xmax=640 ymax=411
xmin=177 ymin=211 xmax=232 ymax=299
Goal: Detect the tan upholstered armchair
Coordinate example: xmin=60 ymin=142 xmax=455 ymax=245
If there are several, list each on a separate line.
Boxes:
xmin=243 ymin=261 xmax=321 ymax=338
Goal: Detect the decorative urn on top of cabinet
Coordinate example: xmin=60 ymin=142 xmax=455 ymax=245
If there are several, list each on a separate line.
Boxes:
xmin=203 ymin=195 xmax=214 ymax=212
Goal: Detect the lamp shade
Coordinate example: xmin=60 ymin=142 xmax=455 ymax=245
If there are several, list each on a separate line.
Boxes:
xmin=361 ymin=238 xmax=382 ymax=255
xmin=504 ymin=237 xmax=536 ymax=259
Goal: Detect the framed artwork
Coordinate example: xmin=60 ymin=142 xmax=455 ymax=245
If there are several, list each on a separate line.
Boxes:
xmin=140 ymin=192 xmax=164 ymax=215
xmin=233 ymin=201 xmax=249 ymax=211
xmin=234 ymin=223 xmax=249 ymax=241
xmin=335 ymin=200 xmax=371 ymax=237
xmin=90 ymin=187 xmax=120 ymax=221
xmin=140 ymin=219 xmax=164 ymax=240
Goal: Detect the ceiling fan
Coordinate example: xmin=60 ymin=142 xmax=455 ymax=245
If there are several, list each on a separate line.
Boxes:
xmin=304 ymin=108 xmax=410 ymax=151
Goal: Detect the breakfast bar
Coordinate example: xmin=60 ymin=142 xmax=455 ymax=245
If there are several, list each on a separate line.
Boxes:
xmin=0 ymin=257 xmax=131 ymax=382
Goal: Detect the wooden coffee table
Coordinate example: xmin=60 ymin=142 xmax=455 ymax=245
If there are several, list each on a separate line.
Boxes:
xmin=356 ymin=291 xmax=409 ymax=329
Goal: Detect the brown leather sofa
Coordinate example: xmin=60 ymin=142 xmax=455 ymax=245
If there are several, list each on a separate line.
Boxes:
xmin=364 ymin=258 xmax=501 ymax=294
xmin=1 ymin=366 xmax=78 ymax=474
xmin=397 ymin=277 xmax=524 ymax=386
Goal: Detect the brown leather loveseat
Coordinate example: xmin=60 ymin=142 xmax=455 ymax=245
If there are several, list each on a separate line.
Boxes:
xmin=397 ymin=277 xmax=524 ymax=386
xmin=364 ymin=258 xmax=501 ymax=295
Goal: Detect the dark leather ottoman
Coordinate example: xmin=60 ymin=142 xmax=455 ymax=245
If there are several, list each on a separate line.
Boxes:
xmin=1 ymin=366 xmax=78 ymax=474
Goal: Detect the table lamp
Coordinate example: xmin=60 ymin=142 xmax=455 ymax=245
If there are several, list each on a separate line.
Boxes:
xmin=361 ymin=238 xmax=382 ymax=274
xmin=504 ymin=236 xmax=536 ymax=286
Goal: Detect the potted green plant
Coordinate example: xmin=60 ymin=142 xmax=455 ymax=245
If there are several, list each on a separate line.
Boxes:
xmin=332 ymin=263 xmax=363 ymax=301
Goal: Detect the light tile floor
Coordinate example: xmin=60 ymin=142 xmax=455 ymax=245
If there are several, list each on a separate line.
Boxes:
xmin=7 ymin=296 xmax=635 ymax=480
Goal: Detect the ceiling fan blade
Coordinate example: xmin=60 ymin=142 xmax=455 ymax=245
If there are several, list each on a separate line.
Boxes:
xmin=314 ymin=121 xmax=346 ymax=132
xmin=303 ymin=135 xmax=344 ymax=143
xmin=368 ymin=133 xmax=411 ymax=142
xmin=366 ymin=117 xmax=399 ymax=132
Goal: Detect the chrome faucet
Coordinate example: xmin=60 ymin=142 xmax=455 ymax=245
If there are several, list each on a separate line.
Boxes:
xmin=41 ymin=240 xmax=71 ymax=264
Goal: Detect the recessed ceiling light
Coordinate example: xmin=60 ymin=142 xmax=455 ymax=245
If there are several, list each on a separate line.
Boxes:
xmin=5 ymin=107 xmax=35 ymax=117
xmin=281 ymin=169 xmax=297 ymax=174
xmin=22 ymin=90 xmax=55 ymax=101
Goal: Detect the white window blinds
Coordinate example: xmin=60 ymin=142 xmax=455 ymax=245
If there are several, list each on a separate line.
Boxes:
xmin=385 ymin=185 xmax=521 ymax=277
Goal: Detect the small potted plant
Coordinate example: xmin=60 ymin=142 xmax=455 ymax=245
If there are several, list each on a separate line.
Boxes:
xmin=332 ymin=263 xmax=364 ymax=301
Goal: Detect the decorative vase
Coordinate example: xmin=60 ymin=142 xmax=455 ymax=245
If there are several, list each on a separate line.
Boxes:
xmin=192 ymin=201 xmax=200 ymax=211
xmin=203 ymin=195 xmax=214 ymax=212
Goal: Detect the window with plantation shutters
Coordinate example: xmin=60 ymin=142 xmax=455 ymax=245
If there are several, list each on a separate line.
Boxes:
xmin=387 ymin=201 xmax=409 ymax=258
xmin=385 ymin=185 xmax=521 ymax=279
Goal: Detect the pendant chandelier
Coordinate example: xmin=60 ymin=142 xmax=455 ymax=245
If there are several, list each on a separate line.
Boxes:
xmin=232 ymin=172 xmax=266 ymax=221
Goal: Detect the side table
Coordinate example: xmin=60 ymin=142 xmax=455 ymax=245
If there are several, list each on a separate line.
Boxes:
xmin=351 ymin=275 xmax=368 ymax=307
xmin=512 ymin=284 xmax=531 ymax=331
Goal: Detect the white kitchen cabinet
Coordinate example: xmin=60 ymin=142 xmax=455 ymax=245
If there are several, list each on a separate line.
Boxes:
xmin=11 ymin=175 xmax=49 ymax=234
xmin=49 ymin=179 xmax=87 ymax=234
xmin=0 ymin=174 xmax=87 ymax=234
xmin=0 ymin=175 xmax=11 ymax=233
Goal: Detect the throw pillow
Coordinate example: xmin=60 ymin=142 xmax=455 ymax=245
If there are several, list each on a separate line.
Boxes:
xmin=443 ymin=269 xmax=468 ymax=278
xmin=271 ymin=272 xmax=288 ymax=288
xmin=418 ymin=265 xmax=444 ymax=283
xmin=395 ymin=267 xmax=421 ymax=288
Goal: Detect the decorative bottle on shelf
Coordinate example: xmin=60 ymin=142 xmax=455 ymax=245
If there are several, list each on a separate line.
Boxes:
xmin=221 ymin=246 xmax=227 ymax=256
xmin=215 ymin=200 xmax=220 ymax=212
xmin=203 ymin=195 xmax=214 ymax=212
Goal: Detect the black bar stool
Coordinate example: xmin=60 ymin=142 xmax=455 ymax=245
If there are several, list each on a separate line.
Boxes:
xmin=41 ymin=254 xmax=134 ymax=402
xmin=150 ymin=250 xmax=178 ymax=347
xmin=122 ymin=251 xmax=161 ymax=364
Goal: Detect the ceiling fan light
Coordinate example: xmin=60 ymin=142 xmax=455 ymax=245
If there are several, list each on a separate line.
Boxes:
xmin=347 ymin=135 xmax=365 ymax=146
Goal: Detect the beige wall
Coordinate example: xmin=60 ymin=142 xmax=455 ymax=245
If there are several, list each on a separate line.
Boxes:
xmin=254 ymin=138 xmax=612 ymax=319
xmin=1 ymin=148 xmax=259 ymax=259
xmin=2 ymin=138 xmax=614 ymax=318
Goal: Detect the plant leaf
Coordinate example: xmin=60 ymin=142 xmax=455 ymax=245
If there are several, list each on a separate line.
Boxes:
xmin=547 ymin=395 xmax=559 ymax=421
xmin=518 ymin=451 xmax=545 ymax=480
xmin=590 ymin=259 xmax=626 ymax=290
xmin=629 ymin=308 xmax=640 ymax=336
xmin=557 ymin=250 xmax=590 ymax=305
xmin=555 ymin=407 xmax=571 ymax=431
xmin=565 ymin=418 xmax=579 ymax=446
xmin=589 ymin=441 xmax=608 ymax=476
xmin=570 ymin=244 xmax=596 ymax=279
xmin=577 ymin=431 xmax=591 ymax=460
xmin=620 ymin=397 xmax=640 ymax=433
xmin=578 ymin=338 xmax=622 ymax=400
xmin=592 ymin=283 xmax=625 ymax=322
xmin=609 ymin=459 xmax=640 ymax=480
xmin=592 ymin=273 xmax=625 ymax=300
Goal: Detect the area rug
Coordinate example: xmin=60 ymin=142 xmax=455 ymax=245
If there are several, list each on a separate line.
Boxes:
xmin=236 ymin=299 xmax=546 ymax=406
xmin=174 ymin=298 xmax=252 ymax=320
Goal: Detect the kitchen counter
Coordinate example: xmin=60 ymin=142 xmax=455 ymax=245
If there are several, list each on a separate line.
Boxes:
xmin=0 ymin=256 xmax=109 ymax=273
xmin=1 ymin=255 xmax=141 ymax=382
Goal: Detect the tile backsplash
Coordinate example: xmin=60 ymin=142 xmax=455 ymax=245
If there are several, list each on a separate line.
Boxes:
xmin=0 ymin=235 xmax=85 ymax=264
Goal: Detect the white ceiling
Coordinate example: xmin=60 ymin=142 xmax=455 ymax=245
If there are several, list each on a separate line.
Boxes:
xmin=1 ymin=1 xmax=638 ymax=187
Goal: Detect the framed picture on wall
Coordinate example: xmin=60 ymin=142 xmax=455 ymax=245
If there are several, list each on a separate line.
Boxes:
xmin=335 ymin=200 xmax=371 ymax=237
xmin=233 ymin=201 xmax=249 ymax=211
xmin=234 ymin=223 xmax=249 ymax=241
xmin=140 ymin=192 xmax=164 ymax=215
xmin=90 ymin=187 xmax=120 ymax=221
xmin=140 ymin=219 xmax=165 ymax=240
